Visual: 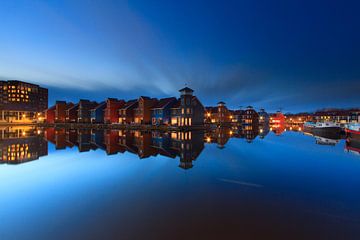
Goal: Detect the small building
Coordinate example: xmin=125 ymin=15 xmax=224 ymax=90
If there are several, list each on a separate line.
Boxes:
xmin=104 ymin=98 xmax=125 ymax=124
xmin=118 ymin=100 xmax=138 ymax=124
xmin=151 ymin=97 xmax=177 ymax=125
xmin=204 ymin=101 xmax=232 ymax=124
xmin=55 ymin=101 xmax=74 ymax=123
xmin=270 ymin=111 xmax=285 ymax=125
xmin=134 ymin=96 xmax=158 ymax=124
xmin=258 ymin=108 xmax=269 ymax=125
xmin=313 ymin=109 xmax=360 ymax=124
xmin=66 ymin=104 xmax=79 ymax=123
xmin=78 ymin=99 xmax=98 ymax=123
xmin=45 ymin=105 xmax=56 ymax=124
xmin=242 ymin=106 xmax=259 ymax=126
xmin=0 ymin=80 xmax=48 ymax=123
xmin=91 ymin=102 xmax=106 ymax=123
xmin=170 ymin=87 xmax=204 ymax=126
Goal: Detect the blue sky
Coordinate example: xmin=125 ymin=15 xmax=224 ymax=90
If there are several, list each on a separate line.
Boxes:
xmin=0 ymin=0 xmax=359 ymax=112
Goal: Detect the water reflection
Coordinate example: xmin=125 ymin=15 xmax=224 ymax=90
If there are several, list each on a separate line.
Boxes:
xmin=1 ymin=123 xmax=360 ymax=167
xmin=0 ymin=126 xmax=47 ymax=164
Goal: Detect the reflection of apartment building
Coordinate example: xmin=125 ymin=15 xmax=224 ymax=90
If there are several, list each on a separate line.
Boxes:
xmin=0 ymin=80 xmax=48 ymax=123
xmin=0 ymin=127 xmax=48 ymax=164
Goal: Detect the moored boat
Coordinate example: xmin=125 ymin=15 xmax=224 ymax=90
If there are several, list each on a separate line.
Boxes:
xmin=345 ymin=123 xmax=360 ymax=140
xmin=304 ymin=121 xmax=342 ymax=135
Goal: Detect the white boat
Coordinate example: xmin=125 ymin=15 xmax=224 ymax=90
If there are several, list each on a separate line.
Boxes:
xmin=304 ymin=121 xmax=341 ymax=129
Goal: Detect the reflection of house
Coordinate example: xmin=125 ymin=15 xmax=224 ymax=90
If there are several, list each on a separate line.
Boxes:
xmin=151 ymin=97 xmax=177 ymax=125
xmin=104 ymin=98 xmax=125 ymax=124
xmin=134 ymin=97 xmax=158 ymax=124
xmin=91 ymin=102 xmax=106 ymax=123
xmin=133 ymin=131 xmax=157 ymax=158
xmin=104 ymin=130 xmax=124 ymax=155
xmin=170 ymin=87 xmax=204 ymax=126
xmin=77 ymin=130 xmax=96 ymax=152
xmin=170 ymin=131 xmax=204 ymax=169
xmin=118 ymin=100 xmax=138 ymax=124
xmin=90 ymin=130 xmax=105 ymax=150
xmin=258 ymin=124 xmax=270 ymax=139
xmin=204 ymin=127 xmax=231 ymax=148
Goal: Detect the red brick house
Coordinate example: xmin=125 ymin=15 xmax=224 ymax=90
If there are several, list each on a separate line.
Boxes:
xmin=104 ymin=98 xmax=125 ymax=123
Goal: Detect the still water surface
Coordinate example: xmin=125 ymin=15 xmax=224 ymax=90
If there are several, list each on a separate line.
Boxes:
xmin=0 ymin=126 xmax=359 ymax=239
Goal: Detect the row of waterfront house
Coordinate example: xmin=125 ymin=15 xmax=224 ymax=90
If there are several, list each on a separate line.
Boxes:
xmin=45 ymin=88 xmax=360 ymax=127
xmin=45 ymin=87 xmax=204 ymax=126
xmin=45 ymin=87 xmax=272 ymax=127
xmin=1 ymin=80 xmax=358 ymax=126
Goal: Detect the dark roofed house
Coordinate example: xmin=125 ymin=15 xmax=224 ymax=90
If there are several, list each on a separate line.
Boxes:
xmin=151 ymin=97 xmax=177 ymax=125
xmin=118 ymin=100 xmax=138 ymax=124
xmin=104 ymin=98 xmax=126 ymax=124
xmin=134 ymin=96 xmax=158 ymax=124
xmin=78 ymin=99 xmax=98 ymax=123
xmin=91 ymin=101 xmax=106 ymax=123
xmin=66 ymin=104 xmax=79 ymax=123
xmin=170 ymin=87 xmax=204 ymax=126
xmin=55 ymin=101 xmax=74 ymax=123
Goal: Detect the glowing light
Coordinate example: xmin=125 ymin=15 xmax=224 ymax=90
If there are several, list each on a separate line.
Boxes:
xmin=206 ymin=137 xmax=211 ymax=143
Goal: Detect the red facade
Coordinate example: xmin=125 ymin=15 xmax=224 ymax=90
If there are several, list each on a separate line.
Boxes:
xmin=45 ymin=106 xmax=55 ymax=124
xmin=104 ymin=98 xmax=125 ymax=123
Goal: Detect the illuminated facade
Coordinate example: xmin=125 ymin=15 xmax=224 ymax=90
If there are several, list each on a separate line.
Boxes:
xmin=0 ymin=80 xmax=48 ymax=123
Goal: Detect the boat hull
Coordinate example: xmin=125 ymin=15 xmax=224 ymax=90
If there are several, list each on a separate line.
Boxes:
xmin=345 ymin=128 xmax=360 ymax=140
xmin=304 ymin=126 xmax=342 ymax=139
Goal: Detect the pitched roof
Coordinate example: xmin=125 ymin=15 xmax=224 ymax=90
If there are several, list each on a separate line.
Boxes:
xmin=93 ymin=101 xmax=106 ymax=110
xmin=153 ymin=97 xmax=177 ymax=109
xmin=121 ymin=99 xmax=138 ymax=109
xmin=170 ymin=99 xmax=181 ymax=108
xmin=205 ymin=107 xmax=218 ymax=113
xmin=179 ymin=87 xmax=194 ymax=92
